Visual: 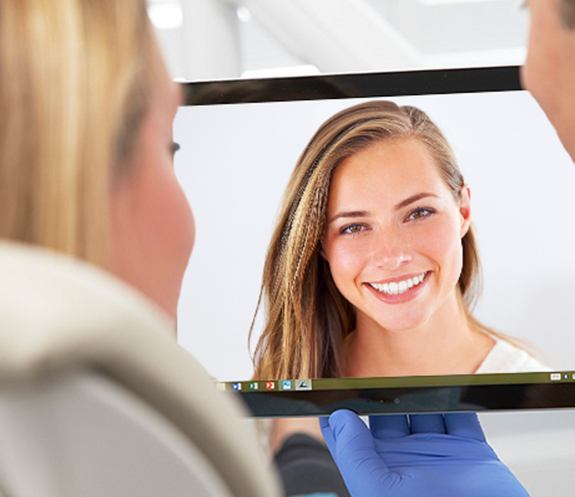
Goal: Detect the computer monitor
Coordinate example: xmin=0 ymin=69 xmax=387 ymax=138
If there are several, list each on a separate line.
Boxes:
xmin=174 ymin=66 xmax=575 ymax=416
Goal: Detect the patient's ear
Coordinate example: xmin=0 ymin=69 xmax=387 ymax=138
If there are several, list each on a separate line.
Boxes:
xmin=459 ymin=185 xmax=472 ymax=237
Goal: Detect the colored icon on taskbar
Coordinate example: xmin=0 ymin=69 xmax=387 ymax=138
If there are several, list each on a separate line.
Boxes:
xmin=265 ymin=381 xmax=276 ymax=390
xmin=248 ymin=382 xmax=259 ymax=391
xmin=295 ymin=379 xmax=312 ymax=391
xmin=280 ymin=380 xmax=292 ymax=390
xmin=232 ymin=382 xmax=242 ymax=391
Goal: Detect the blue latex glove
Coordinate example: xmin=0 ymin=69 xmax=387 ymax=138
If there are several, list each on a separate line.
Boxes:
xmin=320 ymin=411 xmax=530 ymax=497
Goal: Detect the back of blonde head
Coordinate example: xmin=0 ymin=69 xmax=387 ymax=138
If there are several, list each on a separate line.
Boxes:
xmin=0 ymin=0 xmax=152 ymax=263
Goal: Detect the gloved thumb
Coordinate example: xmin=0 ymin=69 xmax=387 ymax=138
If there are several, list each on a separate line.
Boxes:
xmin=320 ymin=409 xmax=391 ymax=491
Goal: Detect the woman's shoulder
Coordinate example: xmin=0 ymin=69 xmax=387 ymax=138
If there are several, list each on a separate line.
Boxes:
xmin=476 ymin=338 xmax=551 ymax=374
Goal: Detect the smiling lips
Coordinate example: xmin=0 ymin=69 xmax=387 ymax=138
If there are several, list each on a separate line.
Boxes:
xmin=365 ymin=271 xmax=430 ymax=304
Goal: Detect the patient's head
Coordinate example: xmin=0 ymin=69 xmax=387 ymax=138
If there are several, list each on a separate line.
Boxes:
xmin=253 ymin=101 xmax=482 ymax=378
xmin=0 ymin=0 xmax=194 ymax=319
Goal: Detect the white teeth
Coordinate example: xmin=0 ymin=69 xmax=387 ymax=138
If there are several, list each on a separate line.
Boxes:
xmin=369 ymin=272 xmax=427 ymax=296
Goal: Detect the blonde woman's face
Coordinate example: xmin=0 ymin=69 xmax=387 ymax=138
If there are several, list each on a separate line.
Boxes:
xmin=323 ymin=138 xmax=470 ymax=333
xmin=107 ymin=45 xmax=194 ymax=320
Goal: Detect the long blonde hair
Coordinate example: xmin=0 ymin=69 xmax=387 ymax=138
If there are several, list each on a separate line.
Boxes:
xmin=251 ymin=100 xmax=492 ymax=380
xmin=0 ymin=0 xmax=152 ymax=264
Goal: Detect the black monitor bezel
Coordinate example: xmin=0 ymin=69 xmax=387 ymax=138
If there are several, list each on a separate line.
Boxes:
xmin=179 ymin=66 xmax=575 ymax=416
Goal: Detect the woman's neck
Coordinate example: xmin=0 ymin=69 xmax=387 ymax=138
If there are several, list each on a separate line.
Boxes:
xmin=343 ymin=293 xmax=494 ymax=377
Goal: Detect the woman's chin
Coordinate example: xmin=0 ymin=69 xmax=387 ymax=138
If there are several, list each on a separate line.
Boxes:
xmin=371 ymin=311 xmax=431 ymax=334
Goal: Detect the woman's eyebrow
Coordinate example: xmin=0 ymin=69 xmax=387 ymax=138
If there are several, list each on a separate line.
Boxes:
xmin=395 ymin=192 xmax=438 ymax=210
xmin=328 ymin=210 xmax=369 ymax=224
xmin=328 ymin=193 xmax=438 ymax=224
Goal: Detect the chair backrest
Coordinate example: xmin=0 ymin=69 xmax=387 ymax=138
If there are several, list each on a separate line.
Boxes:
xmin=1 ymin=373 xmax=236 ymax=497
xmin=0 ymin=242 xmax=281 ymax=497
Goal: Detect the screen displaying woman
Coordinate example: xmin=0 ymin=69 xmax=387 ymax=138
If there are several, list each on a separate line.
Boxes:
xmin=251 ymin=100 xmax=547 ymax=381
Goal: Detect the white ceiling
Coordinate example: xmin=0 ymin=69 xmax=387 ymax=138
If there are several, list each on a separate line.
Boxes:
xmin=147 ymin=0 xmax=529 ymax=81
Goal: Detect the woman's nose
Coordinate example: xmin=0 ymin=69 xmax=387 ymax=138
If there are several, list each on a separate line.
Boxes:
xmin=370 ymin=232 xmax=412 ymax=272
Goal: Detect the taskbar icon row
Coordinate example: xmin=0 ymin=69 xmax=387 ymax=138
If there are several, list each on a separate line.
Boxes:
xmin=218 ymin=379 xmax=313 ymax=393
xmin=216 ymin=371 xmax=575 ymax=393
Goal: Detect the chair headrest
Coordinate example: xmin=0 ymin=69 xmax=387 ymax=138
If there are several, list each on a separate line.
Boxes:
xmin=0 ymin=241 xmax=280 ymax=497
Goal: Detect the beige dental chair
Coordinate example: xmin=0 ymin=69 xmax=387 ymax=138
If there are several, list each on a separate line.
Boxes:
xmin=0 ymin=242 xmax=281 ymax=497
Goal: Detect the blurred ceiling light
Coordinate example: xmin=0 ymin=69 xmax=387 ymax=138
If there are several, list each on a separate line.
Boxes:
xmin=148 ymin=2 xmax=183 ymax=30
xmin=241 ymin=64 xmax=321 ymax=79
xmin=419 ymin=0 xmax=500 ymax=4
xmin=237 ymin=6 xmax=252 ymax=23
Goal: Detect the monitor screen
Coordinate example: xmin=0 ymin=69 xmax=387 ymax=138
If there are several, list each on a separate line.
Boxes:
xmin=174 ymin=67 xmax=575 ymax=416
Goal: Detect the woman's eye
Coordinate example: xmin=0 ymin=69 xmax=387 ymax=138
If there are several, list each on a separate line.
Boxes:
xmin=340 ymin=223 xmax=366 ymax=235
xmin=405 ymin=207 xmax=435 ymax=222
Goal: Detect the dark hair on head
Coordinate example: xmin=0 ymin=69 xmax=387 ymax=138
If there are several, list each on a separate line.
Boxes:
xmin=560 ymin=0 xmax=575 ymax=29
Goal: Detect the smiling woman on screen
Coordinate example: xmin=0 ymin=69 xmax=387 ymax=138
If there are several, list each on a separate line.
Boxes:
xmin=251 ymin=100 xmax=548 ymax=380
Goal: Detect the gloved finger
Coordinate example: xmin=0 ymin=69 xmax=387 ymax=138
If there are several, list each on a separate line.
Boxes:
xmin=444 ymin=412 xmax=486 ymax=442
xmin=410 ymin=413 xmax=446 ymax=434
xmin=322 ymin=410 xmax=391 ymax=496
xmin=323 ymin=410 xmax=378 ymax=455
xmin=369 ymin=414 xmax=410 ymax=439
xmin=319 ymin=416 xmax=335 ymax=448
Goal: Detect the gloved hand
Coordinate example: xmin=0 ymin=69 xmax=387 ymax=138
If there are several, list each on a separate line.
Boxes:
xmin=320 ymin=410 xmax=530 ymax=497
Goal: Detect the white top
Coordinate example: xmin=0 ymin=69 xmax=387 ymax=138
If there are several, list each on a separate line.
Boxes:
xmin=475 ymin=338 xmax=551 ymax=374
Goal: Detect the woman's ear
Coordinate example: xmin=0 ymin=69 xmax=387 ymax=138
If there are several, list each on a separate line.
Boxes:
xmin=319 ymin=233 xmax=330 ymax=260
xmin=459 ymin=185 xmax=472 ymax=238
xmin=319 ymin=242 xmax=327 ymax=260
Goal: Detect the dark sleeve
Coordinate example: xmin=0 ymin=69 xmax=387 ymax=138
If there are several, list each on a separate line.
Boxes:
xmin=273 ymin=433 xmax=351 ymax=497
